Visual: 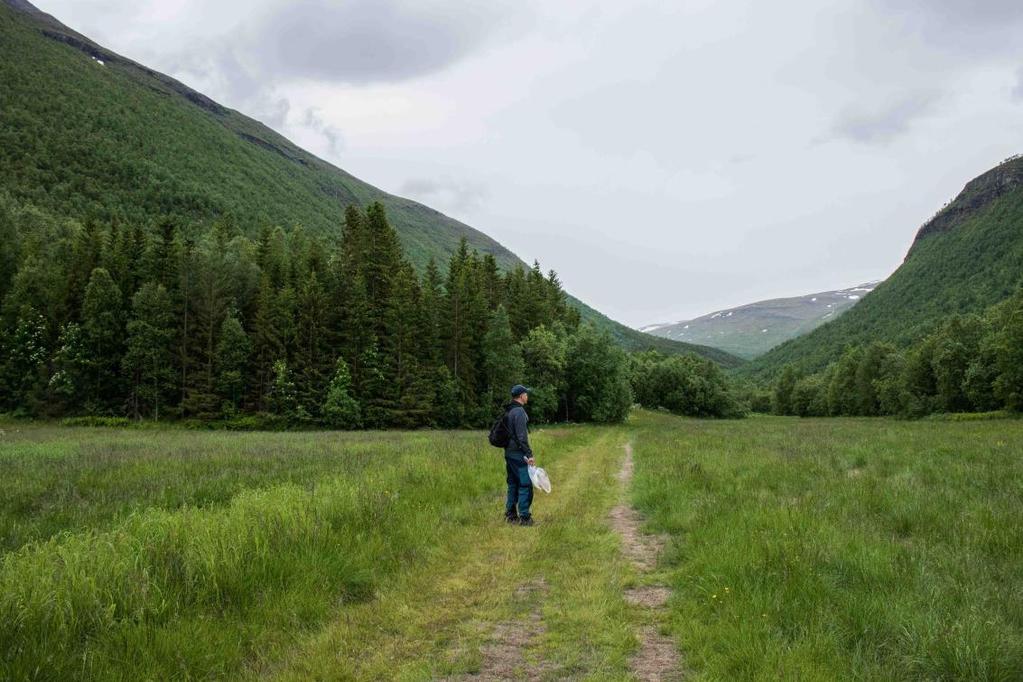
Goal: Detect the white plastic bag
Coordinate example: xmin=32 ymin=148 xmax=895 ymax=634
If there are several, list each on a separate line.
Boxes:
xmin=528 ymin=465 xmax=552 ymax=493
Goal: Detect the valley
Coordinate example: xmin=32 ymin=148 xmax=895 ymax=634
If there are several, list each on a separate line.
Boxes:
xmin=2 ymin=412 xmax=1020 ymax=679
xmin=641 ymin=281 xmax=879 ymax=359
xmin=1 ymin=0 xmax=1023 ymax=678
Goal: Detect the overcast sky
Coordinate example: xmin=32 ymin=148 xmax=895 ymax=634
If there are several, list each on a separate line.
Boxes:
xmin=35 ymin=0 xmax=1023 ymax=326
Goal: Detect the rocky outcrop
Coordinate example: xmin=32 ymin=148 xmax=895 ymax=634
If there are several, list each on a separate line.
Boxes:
xmin=911 ymin=154 xmax=1023 ymax=247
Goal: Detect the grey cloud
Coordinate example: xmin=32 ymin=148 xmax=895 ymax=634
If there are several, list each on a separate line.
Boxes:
xmin=163 ymin=44 xmax=291 ymax=128
xmin=150 ymin=0 xmax=530 ymax=136
xmin=826 ymin=92 xmax=941 ymax=146
xmin=303 ymin=108 xmax=344 ymax=158
xmin=1014 ymin=67 xmax=1023 ymax=101
xmin=875 ymin=0 xmax=1023 ymax=28
xmin=399 ymin=177 xmax=487 ymax=213
xmin=245 ymin=0 xmax=528 ymax=85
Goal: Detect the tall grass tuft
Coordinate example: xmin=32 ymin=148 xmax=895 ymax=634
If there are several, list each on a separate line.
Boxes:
xmin=0 ymin=426 xmax=500 ymax=679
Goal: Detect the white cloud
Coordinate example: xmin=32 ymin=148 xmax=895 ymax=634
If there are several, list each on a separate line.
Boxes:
xmin=399 ymin=177 xmax=488 ymax=213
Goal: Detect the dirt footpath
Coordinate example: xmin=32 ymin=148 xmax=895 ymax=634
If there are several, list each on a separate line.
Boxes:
xmin=611 ymin=442 xmax=684 ymax=681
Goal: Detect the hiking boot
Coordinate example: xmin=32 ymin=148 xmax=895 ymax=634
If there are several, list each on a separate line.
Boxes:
xmin=518 ymin=516 xmax=534 ymax=527
xmin=504 ymin=513 xmax=519 ymax=524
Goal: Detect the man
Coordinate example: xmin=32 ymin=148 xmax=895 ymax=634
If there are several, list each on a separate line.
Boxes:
xmin=504 ymin=384 xmax=536 ymax=526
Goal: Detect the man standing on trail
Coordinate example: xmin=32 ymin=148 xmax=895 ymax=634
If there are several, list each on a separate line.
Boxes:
xmin=504 ymin=384 xmax=536 ymax=526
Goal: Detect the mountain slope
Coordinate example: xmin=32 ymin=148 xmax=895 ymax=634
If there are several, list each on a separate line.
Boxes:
xmin=0 ymin=0 xmax=738 ymax=365
xmin=0 ymin=0 xmax=515 ymax=271
xmin=641 ymin=282 xmax=879 ymax=359
xmin=576 ymin=301 xmax=744 ymax=367
xmin=743 ymin=154 xmax=1023 ymax=379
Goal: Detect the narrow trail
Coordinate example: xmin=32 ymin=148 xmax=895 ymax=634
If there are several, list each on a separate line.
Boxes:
xmin=257 ymin=430 xmax=685 ymax=680
xmin=260 ymin=429 xmax=626 ymax=680
xmin=612 ymin=442 xmax=684 ymax=682
xmin=446 ymin=579 xmax=555 ymax=682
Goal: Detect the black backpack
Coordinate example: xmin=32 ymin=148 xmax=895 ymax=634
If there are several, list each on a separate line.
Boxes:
xmin=488 ymin=406 xmax=514 ymax=448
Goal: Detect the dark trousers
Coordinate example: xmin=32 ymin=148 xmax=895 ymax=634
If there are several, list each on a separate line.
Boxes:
xmin=504 ymin=450 xmax=533 ymax=519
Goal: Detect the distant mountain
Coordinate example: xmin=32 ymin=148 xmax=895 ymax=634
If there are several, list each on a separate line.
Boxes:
xmin=0 ymin=0 xmax=739 ymax=365
xmin=743 ymin=154 xmax=1023 ymax=379
xmin=640 ymin=282 xmax=880 ymax=359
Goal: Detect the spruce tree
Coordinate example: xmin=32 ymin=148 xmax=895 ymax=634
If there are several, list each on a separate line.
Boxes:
xmin=81 ymin=267 xmax=123 ymax=411
xmin=340 ymin=273 xmax=375 ymax=392
xmin=384 ymin=263 xmax=431 ymax=426
xmin=215 ymin=314 xmax=250 ymax=414
xmin=355 ymin=342 xmax=389 ymax=429
xmin=363 ymin=202 xmax=403 ymax=324
xmin=339 ymin=204 xmax=368 ymax=275
xmin=146 ymin=218 xmax=180 ymax=294
xmin=0 ymin=197 xmax=20 ymax=304
xmin=443 ymin=241 xmax=488 ymax=415
xmin=181 ymin=243 xmax=232 ymax=417
xmin=480 ymin=253 xmax=503 ymax=311
xmin=293 ymin=271 xmax=331 ymax=415
xmin=420 ymin=258 xmax=445 ymax=367
xmin=66 ymin=220 xmax=104 ymax=321
xmin=250 ymin=276 xmax=284 ymax=412
xmin=431 ymin=364 xmax=463 ymax=427
xmin=504 ymin=266 xmax=530 ymax=338
xmin=122 ymin=283 xmax=176 ymax=419
xmin=481 ymin=305 xmax=524 ymax=418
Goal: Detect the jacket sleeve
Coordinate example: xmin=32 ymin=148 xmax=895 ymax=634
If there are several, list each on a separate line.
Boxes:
xmin=509 ymin=408 xmax=532 ymax=457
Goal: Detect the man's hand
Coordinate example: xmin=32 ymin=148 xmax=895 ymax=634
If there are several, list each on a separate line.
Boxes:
xmin=526 ymin=457 xmax=535 ymax=465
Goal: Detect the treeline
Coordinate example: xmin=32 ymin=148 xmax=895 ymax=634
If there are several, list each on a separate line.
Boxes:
xmin=767 ymin=288 xmax=1023 ymax=418
xmin=630 ymin=351 xmax=746 ymax=418
xmin=0 ymin=197 xmax=635 ymax=427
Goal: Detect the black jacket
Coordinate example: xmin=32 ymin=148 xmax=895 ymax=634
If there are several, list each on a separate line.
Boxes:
xmin=503 ymin=402 xmax=532 ymax=457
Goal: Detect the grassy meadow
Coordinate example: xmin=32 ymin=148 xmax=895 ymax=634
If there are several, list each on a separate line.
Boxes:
xmin=1 ymin=413 xmax=1021 ymax=679
xmin=631 ymin=412 xmax=1023 ymax=679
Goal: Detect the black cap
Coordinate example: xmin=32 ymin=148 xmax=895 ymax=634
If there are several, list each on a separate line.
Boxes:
xmin=510 ymin=384 xmax=530 ymax=398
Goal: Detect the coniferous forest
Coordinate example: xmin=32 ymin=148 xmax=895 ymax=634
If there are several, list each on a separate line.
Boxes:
xmin=0 ymin=197 xmax=637 ymax=427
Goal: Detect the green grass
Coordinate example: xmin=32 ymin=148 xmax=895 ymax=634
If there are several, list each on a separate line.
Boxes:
xmin=2 ymin=412 xmax=1021 ymax=679
xmin=0 ymin=426 xmax=488 ymax=679
xmin=630 ymin=411 xmax=1023 ymax=680
xmin=0 ymin=421 xmax=638 ymax=679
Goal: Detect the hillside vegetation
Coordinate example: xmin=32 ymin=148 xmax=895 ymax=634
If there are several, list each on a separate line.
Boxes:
xmin=0 ymin=0 xmax=733 ymax=364
xmin=0 ymin=0 xmax=512 ymax=270
xmin=763 ymin=287 xmax=1023 ymax=419
xmin=744 ymin=155 xmax=1023 ymax=379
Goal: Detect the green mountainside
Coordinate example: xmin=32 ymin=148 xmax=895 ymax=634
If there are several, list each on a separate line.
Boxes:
xmin=0 ymin=0 xmax=737 ymax=365
xmin=641 ymin=282 xmax=878 ymax=359
xmin=743 ymin=154 xmax=1023 ymax=379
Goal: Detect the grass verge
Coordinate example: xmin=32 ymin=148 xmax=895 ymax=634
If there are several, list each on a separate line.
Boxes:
xmin=630 ymin=410 xmax=1023 ymax=679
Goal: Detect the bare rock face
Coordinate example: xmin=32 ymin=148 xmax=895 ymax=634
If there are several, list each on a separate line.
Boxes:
xmin=912 ymin=154 xmax=1023 ymax=246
